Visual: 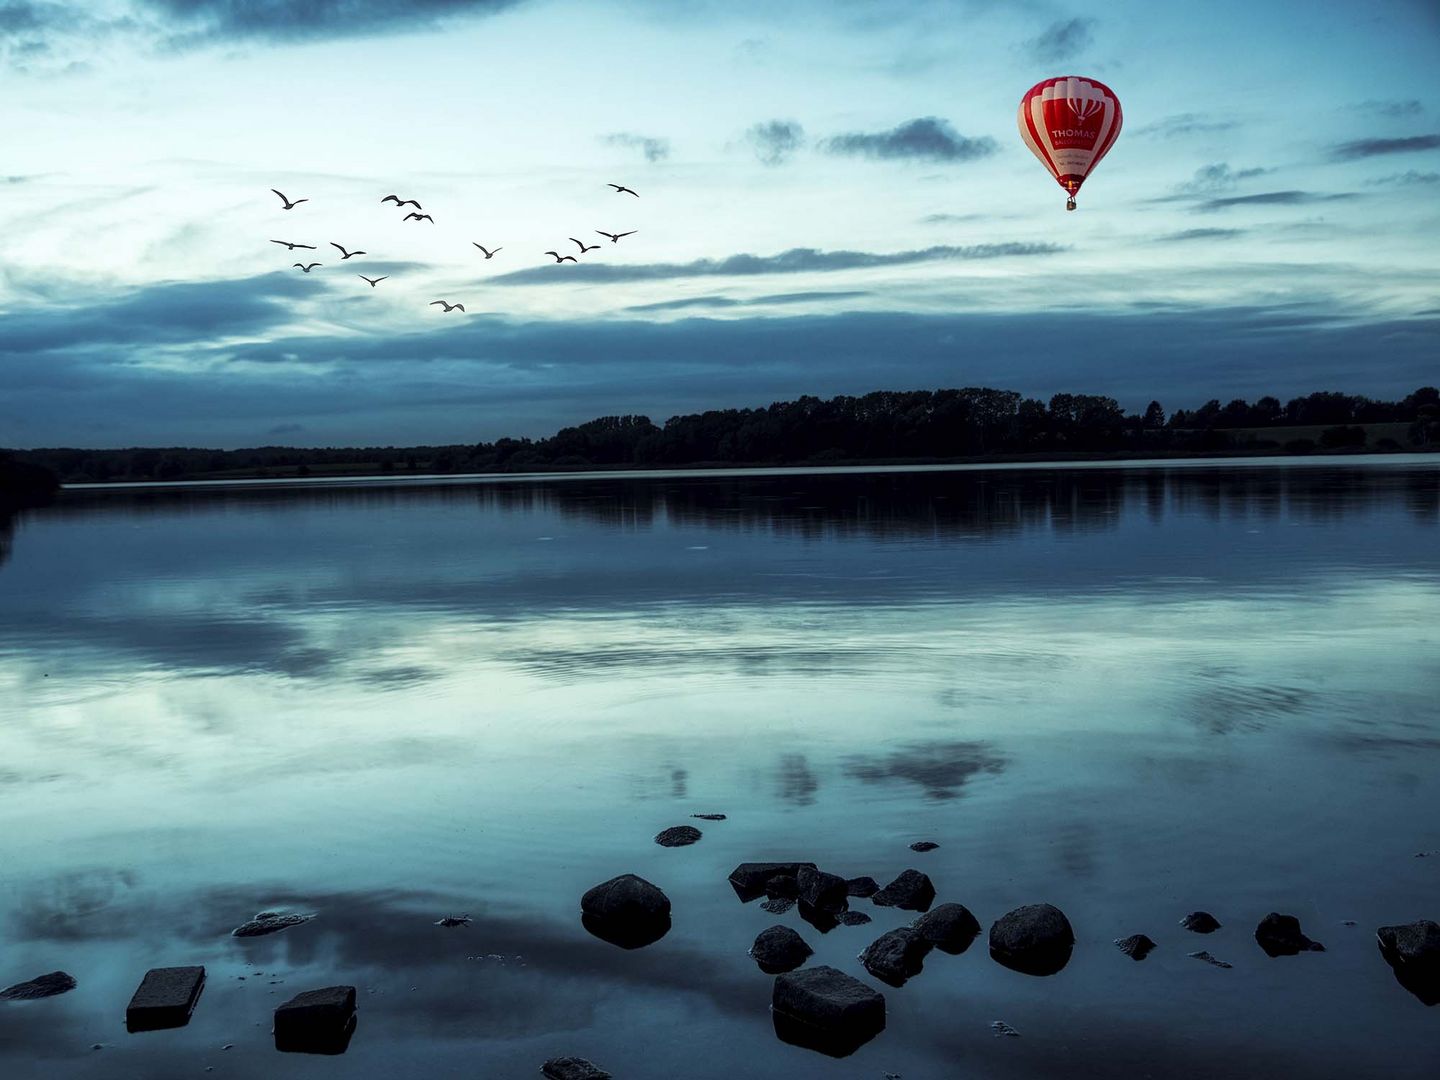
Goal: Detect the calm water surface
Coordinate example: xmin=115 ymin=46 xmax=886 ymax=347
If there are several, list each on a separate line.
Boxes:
xmin=1 ymin=458 xmax=1437 ymax=1078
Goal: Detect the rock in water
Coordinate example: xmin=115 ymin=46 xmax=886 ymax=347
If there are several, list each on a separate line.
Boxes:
xmin=798 ymin=902 xmax=839 ymax=934
xmin=837 ymin=911 xmax=872 ymax=927
xmin=989 ymin=904 xmax=1075 ymax=976
xmin=765 ymin=875 xmax=799 ymax=900
xmin=125 ymin=966 xmax=205 ymax=1032
xmin=1189 ymin=950 xmax=1232 ymax=969
xmin=909 ymin=841 xmax=940 ymax=852
xmin=273 ymin=985 xmax=357 ymax=1055
xmin=750 ymin=926 xmax=813 ymax=974
xmin=846 ymin=876 xmax=879 ymax=898
xmin=871 ymin=870 xmax=936 ymax=912
xmin=654 ymin=825 xmax=702 ymax=848
xmin=859 ymin=928 xmax=933 ymax=987
xmin=0 ymin=971 xmax=76 ymax=1000
xmin=761 ymin=897 xmax=796 ymax=915
xmin=691 ymin=814 xmax=727 ymax=821
xmin=231 ymin=911 xmax=314 ymax=937
xmin=542 ymin=1057 xmax=612 ymax=1080
xmin=771 ymin=966 xmax=885 ymax=1057
xmin=797 ymin=867 xmax=849 ymax=912
xmin=1376 ymin=919 xmax=1440 ymax=1006
xmin=1114 ymin=934 xmax=1157 ymax=961
xmin=580 ymin=874 xmax=671 ymax=950
xmin=1254 ymin=913 xmax=1325 ymax=957
xmin=912 ymin=903 xmax=982 ymax=954
xmin=990 ymin=1020 xmax=1021 ymax=1037
xmin=729 ymin=862 xmax=816 ymax=902
xmin=1181 ymin=911 xmax=1221 ymax=934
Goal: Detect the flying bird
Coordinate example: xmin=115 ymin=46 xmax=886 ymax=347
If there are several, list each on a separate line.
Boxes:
xmin=430 ymin=300 xmax=465 ymax=312
xmin=381 ymin=195 xmax=422 ymax=209
xmin=359 ymin=275 xmax=388 ymax=287
xmin=271 ymin=240 xmax=317 ymax=250
xmin=472 ymin=243 xmax=502 ymax=258
xmin=293 ymin=263 xmax=321 ymax=273
xmin=330 ymin=242 xmax=367 ymax=259
xmin=596 ymin=230 xmax=637 ymax=243
xmin=607 ymin=184 xmax=639 ymax=197
xmin=272 ymin=189 xmax=309 ymax=210
xmin=569 ymin=237 xmax=601 ymax=253
xmin=404 ymin=213 xmax=435 ymax=223
xmin=544 ymin=251 xmax=578 ymax=263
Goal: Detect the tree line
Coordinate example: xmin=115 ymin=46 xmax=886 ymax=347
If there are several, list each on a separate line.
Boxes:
xmin=6 ymin=385 xmax=1437 ymax=484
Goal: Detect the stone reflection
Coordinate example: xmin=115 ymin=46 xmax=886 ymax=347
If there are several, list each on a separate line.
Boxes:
xmin=843 ymin=741 xmax=1005 ymax=800
xmin=776 ymin=754 xmax=819 ymax=806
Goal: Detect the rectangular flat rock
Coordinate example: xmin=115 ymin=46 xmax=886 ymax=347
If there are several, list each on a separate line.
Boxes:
xmin=126 ymin=966 xmax=205 ymax=1032
xmin=772 ymin=965 xmax=885 ymax=1034
xmin=275 ymin=985 xmax=358 ymax=1055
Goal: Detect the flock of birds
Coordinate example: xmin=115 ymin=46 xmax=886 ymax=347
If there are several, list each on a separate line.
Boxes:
xmin=267 ymin=183 xmax=641 ymax=312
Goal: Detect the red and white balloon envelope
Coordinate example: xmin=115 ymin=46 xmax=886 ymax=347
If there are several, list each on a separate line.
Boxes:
xmin=1018 ymin=75 xmax=1123 ymax=211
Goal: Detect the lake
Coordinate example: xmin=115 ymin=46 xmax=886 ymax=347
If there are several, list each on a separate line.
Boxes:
xmin=1 ymin=457 xmax=1437 ymax=1078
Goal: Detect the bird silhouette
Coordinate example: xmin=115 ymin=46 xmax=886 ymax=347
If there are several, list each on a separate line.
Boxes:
xmin=293 ymin=263 xmax=321 ymax=273
xmin=544 ymin=251 xmax=578 ymax=263
xmin=359 ymin=275 xmax=388 ymax=287
xmin=596 ymin=230 xmax=637 ymax=243
xmin=272 ymin=189 xmax=309 ymax=210
xmin=430 ymin=300 xmax=465 ymax=312
xmin=607 ymin=184 xmax=639 ymax=197
xmin=404 ymin=213 xmax=435 ymax=223
xmin=330 ymin=242 xmax=367 ymax=260
xmin=271 ymin=240 xmax=317 ymax=250
xmin=570 ymin=237 xmax=601 ymax=253
xmin=472 ymin=243 xmax=503 ymax=258
xmin=381 ymin=195 xmax=422 ymax=209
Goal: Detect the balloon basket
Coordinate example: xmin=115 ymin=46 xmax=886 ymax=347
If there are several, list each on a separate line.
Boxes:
xmin=1066 ymin=197 xmax=1076 ymax=211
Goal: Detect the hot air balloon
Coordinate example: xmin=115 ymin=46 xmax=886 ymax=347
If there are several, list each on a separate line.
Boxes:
xmin=1018 ymin=75 xmax=1122 ymax=211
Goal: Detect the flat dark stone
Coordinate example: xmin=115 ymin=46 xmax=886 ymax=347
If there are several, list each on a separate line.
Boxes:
xmin=989 ymin=904 xmax=1074 ymax=977
xmin=871 ymin=869 xmax=935 ymax=913
xmin=772 ymin=965 xmax=885 ymax=1037
xmin=796 ymin=866 xmax=849 ymax=913
xmin=860 ymin=927 xmax=933 ymax=987
xmin=909 ymin=841 xmax=940 ymax=852
xmin=1189 ymin=950 xmax=1232 ymax=969
xmin=1181 ymin=911 xmax=1221 ymax=934
xmin=654 ymin=825 xmax=702 ymax=848
xmin=0 ymin=971 xmax=76 ymax=1000
xmin=837 ymin=910 xmax=872 ymax=927
xmin=846 ymin=876 xmax=879 ymax=898
xmin=761 ymin=896 xmax=796 ymax=915
xmin=1114 ymin=934 xmax=1157 ymax=961
xmin=274 ymin=985 xmax=356 ymax=1054
xmin=912 ymin=903 xmax=981 ymax=954
xmin=1255 ymin=913 xmax=1324 ymax=957
xmin=126 ymin=966 xmax=205 ymax=1032
xmin=232 ymin=911 xmax=314 ymax=937
xmin=729 ymin=862 xmax=816 ymax=902
xmin=542 ymin=1057 xmax=612 ymax=1080
xmin=691 ymin=814 xmax=727 ymax=821
xmin=751 ymin=925 xmax=813 ymax=974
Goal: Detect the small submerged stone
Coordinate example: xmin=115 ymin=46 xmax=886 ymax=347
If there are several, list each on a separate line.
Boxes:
xmin=909 ymin=841 xmax=940 ymax=852
xmin=846 ymin=876 xmax=880 ymax=899
xmin=1189 ymin=950 xmax=1232 ymax=969
xmin=761 ymin=897 xmax=796 ymax=915
xmin=913 ymin=903 xmax=981 ymax=954
xmin=232 ymin=911 xmax=314 ymax=938
xmin=750 ymin=925 xmax=813 ymax=974
xmin=871 ymin=870 xmax=936 ymax=913
xmin=542 ymin=1056 xmax=612 ymax=1079
xmin=654 ymin=825 xmax=702 ymax=848
xmin=0 ymin=971 xmax=76 ymax=1000
xmin=435 ymin=914 xmax=471 ymax=928
xmin=989 ymin=904 xmax=1074 ymax=977
xmin=1181 ymin=911 xmax=1221 ymax=934
xmin=1114 ymin=934 xmax=1157 ymax=961
xmin=691 ymin=813 xmax=727 ymax=821
xmin=837 ymin=911 xmax=872 ymax=927
xmin=1255 ymin=913 xmax=1324 ymax=957
xmin=859 ymin=928 xmax=932 ymax=988
xmin=990 ymin=1020 xmax=1021 ymax=1038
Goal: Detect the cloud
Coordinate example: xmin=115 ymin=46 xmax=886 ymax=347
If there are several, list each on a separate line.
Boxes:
xmin=0 ymin=1 xmax=134 ymax=71
xmin=1160 ymin=228 xmax=1246 ymax=242
xmin=1026 ymin=17 xmax=1094 ymax=63
xmin=625 ymin=290 xmax=868 ymax=312
xmin=1367 ymin=170 xmax=1440 ymax=186
xmin=1135 ymin=113 xmax=1239 ymax=139
xmin=143 ymin=0 xmax=522 ymax=45
xmin=920 ymin=212 xmax=987 ymax=224
xmin=823 ymin=117 xmax=997 ymax=163
xmin=745 ymin=119 xmax=804 ymax=166
xmin=268 ymin=422 xmax=306 ymax=436
xmin=1332 ymin=134 xmax=1440 ymax=160
xmin=1194 ymin=190 xmax=1358 ymax=212
xmin=487 ymin=242 xmax=1063 ymax=285
xmin=1351 ymin=99 xmax=1423 ymax=118
xmin=602 ymin=131 xmax=671 ymax=163
xmin=1175 ymin=162 xmax=1270 ymax=195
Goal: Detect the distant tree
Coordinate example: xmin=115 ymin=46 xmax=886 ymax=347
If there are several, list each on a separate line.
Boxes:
xmin=1143 ymin=401 xmax=1166 ymax=429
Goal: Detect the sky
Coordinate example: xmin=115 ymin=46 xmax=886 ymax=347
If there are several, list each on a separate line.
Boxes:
xmin=1 ymin=0 xmax=1437 ymax=449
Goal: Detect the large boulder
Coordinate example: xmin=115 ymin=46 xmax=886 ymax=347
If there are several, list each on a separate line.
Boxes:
xmin=859 ymin=928 xmax=933 ymax=987
xmin=796 ymin=867 xmax=849 ymax=913
xmin=912 ymin=903 xmax=981 ymax=954
xmin=729 ymin=862 xmax=816 ymax=902
xmin=871 ymin=869 xmax=936 ymax=912
xmin=771 ymin=966 xmax=885 ymax=1057
xmin=750 ymin=925 xmax=813 ymax=974
xmin=580 ymin=874 xmax=671 ymax=950
xmin=1376 ymin=919 xmax=1440 ymax=1006
xmin=1254 ymin=913 xmax=1324 ymax=957
xmin=989 ymin=904 xmax=1074 ymax=976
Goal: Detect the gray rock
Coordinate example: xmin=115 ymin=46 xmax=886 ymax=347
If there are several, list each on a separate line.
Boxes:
xmin=772 ymin=965 xmax=885 ymax=1037
xmin=1189 ymin=950 xmax=1232 ymax=969
xmin=273 ymin=985 xmax=356 ymax=1054
xmin=846 ymin=876 xmax=879 ymax=898
xmin=989 ymin=904 xmax=1074 ymax=976
xmin=232 ymin=911 xmax=314 ymax=937
xmin=1181 ymin=911 xmax=1221 ymax=934
xmin=654 ymin=825 xmax=702 ymax=848
xmin=542 ymin=1057 xmax=612 ymax=1080
xmin=750 ymin=925 xmax=813 ymax=974
xmin=912 ymin=903 xmax=981 ymax=954
xmin=797 ymin=866 xmax=849 ymax=912
xmin=1376 ymin=919 xmax=1440 ymax=1006
xmin=859 ymin=928 xmax=933 ymax=987
xmin=871 ymin=870 xmax=936 ymax=912
xmin=729 ymin=862 xmax=816 ymax=902
xmin=1114 ymin=934 xmax=1157 ymax=961
xmin=580 ymin=874 xmax=671 ymax=950
xmin=125 ymin=966 xmax=205 ymax=1032
xmin=1255 ymin=913 xmax=1324 ymax=957
xmin=0 ymin=971 xmax=76 ymax=1000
